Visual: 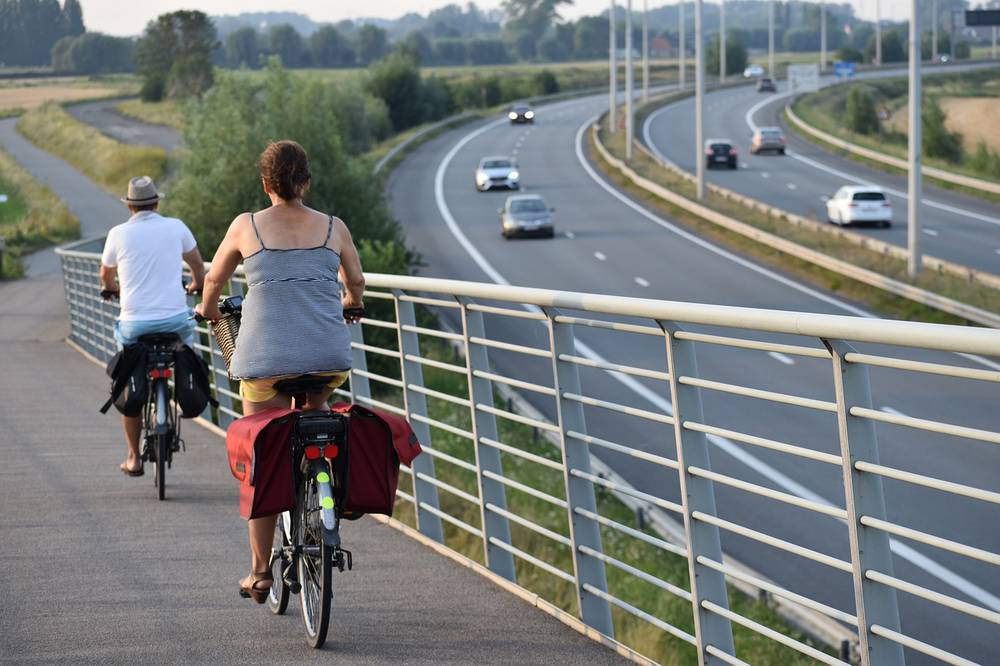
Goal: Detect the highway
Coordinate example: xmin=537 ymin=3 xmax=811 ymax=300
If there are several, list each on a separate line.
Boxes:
xmin=641 ymin=65 xmax=1000 ymax=274
xmin=386 ymin=90 xmax=1000 ymax=663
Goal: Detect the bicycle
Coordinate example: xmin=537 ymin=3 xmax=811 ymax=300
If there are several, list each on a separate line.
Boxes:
xmin=198 ymin=297 xmax=364 ymax=648
xmin=101 ymin=288 xmax=187 ymax=501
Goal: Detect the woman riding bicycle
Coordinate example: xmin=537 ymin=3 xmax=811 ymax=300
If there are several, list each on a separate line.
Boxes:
xmin=194 ymin=140 xmax=365 ymax=603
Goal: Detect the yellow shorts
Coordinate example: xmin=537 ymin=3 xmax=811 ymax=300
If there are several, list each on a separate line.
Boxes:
xmin=239 ymin=371 xmax=350 ymax=403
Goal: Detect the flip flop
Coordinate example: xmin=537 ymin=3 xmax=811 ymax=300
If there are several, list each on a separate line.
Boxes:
xmin=119 ymin=462 xmax=144 ymax=477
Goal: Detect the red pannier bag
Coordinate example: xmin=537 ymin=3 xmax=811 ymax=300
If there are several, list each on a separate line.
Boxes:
xmin=226 ymin=407 xmax=298 ymax=520
xmin=331 ymin=403 xmax=422 ymax=518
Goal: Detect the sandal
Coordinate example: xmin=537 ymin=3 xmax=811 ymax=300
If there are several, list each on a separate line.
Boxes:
xmin=239 ymin=570 xmax=273 ymax=604
xmin=119 ymin=461 xmax=144 ymax=477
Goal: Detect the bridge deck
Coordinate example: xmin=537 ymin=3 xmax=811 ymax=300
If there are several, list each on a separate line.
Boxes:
xmin=0 ymin=117 xmax=626 ymax=664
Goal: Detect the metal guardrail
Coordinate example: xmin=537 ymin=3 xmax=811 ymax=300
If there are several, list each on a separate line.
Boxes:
xmin=57 ymin=240 xmax=1000 ymax=666
xmin=593 ymin=122 xmax=1000 ymax=329
xmin=785 ymin=102 xmax=1000 ymax=197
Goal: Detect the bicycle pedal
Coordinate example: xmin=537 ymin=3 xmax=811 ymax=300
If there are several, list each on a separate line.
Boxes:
xmin=286 ymin=580 xmax=302 ymax=594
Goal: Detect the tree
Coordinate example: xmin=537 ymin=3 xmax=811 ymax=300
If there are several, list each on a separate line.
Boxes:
xmin=0 ymin=0 xmax=65 ymax=66
xmin=922 ymin=97 xmax=963 ymax=162
xmin=783 ymin=27 xmax=818 ymax=52
xmin=574 ymin=16 xmax=609 ymax=59
xmin=433 ymin=38 xmax=468 ymax=65
xmin=60 ymin=0 xmax=85 ymax=37
xmin=309 ymin=25 xmax=355 ymax=67
xmin=356 ymin=24 xmax=389 ymax=65
xmin=707 ymin=34 xmax=748 ymax=76
xmin=365 ymin=53 xmax=425 ymax=131
xmin=845 ymin=87 xmax=879 ymax=134
xmin=865 ymin=29 xmax=904 ymax=63
xmin=467 ymin=38 xmax=510 ymax=64
xmin=398 ymin=30 xmax=433 ymax=64
xmin=502 ymin=0 xmax=572 ymax=49
xmin=921 ymin=31 xmax=950 ymax=60
xmin=136 ymin=11 xmax=217 ymax=101
xmin=267 ymin=24 xmax=307 ymax=68
xmin=225 ymin=26 xmax=259 ymax=68
xmin=51 ymin=32 xmax=134 ymax=74
xmin=835 ymin=46 xmax=864 ymax=63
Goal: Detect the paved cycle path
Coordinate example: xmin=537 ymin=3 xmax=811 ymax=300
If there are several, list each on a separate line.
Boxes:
xmin=67 ymin=98 xmax=181 ymax=154
xmin=0 ymin=120 xmax=626 ymax=664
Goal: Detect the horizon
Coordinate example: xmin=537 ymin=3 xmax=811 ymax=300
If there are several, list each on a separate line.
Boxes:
xmin=82 ymin=0 xmax=927 ymax=38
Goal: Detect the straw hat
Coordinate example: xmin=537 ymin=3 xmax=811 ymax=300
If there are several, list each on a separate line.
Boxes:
xmin=121 ymin=176 xmax=163 ymax=206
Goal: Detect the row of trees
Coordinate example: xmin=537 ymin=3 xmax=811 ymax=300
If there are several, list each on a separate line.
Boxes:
xmin=0 ymin=0 xmax=83 ymax=67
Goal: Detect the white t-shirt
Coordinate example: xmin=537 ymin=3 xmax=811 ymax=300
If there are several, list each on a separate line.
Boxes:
xmin=101 ymin=211 xmax=197 ymax=321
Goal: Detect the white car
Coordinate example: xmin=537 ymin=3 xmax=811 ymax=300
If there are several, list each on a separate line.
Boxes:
xmin=826 ymin=186 xmax=892 ymax=227
xmin=475 ymin=156 xmax=520 ymax=192
xmin=744 ymin=65 xmax=765 ymax=78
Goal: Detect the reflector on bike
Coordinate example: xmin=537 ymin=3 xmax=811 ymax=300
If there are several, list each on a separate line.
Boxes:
xmin=323 ymin=445 xmax=338 ymax=459
xmin=305 ymin=446 xmax=322 ymax=460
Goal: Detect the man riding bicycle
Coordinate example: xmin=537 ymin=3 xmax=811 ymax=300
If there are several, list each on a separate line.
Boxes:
xmin=99 ymin=176 xmax=206 ymax=477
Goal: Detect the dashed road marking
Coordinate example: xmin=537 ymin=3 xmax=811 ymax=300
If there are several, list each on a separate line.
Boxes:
xmin=923 ymin=228 xmax=939 ymax=236
xmin=565 ymin=231 xmax=576 ymax=239
xmin=594 ymin=251 xmax=607 ymax=261
xmin=634 ymin=277 xmax=650 ymax=287
xmin=740 ymin=162 xmax=749 ymax=169
xmin=761 ymin=172 xmax=770 ymax=179
xmin=768 ymin=351 xmax=795 ymax=365
xmin=787 ymin=183 xmax=797 ymax=190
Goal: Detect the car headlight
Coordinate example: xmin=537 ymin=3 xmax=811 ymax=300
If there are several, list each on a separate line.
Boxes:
xmin=508 ymin=112 xmax=517 ymax=120
xmin=509 ymin=171 xmax=519 ymax=180
xmin=476 ymin=172 xmax=487 ymax=182
xmin=524 ymin=111 xmax=534 ymax=119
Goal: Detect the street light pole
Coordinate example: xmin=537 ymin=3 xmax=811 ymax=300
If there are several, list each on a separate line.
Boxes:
xmin=994 ymin=26 xmax=997 ymax=60
xmin=643 ymin=0 xmax=650 ymax=100
xmin=932 ymin=0 xmax=938 ymax=62
xmin=610 ymin=0 xmax=617 ymax=132
xmin=679 ymin=0 xmax=686 ymax=88
xmin=695 ymin=0 xmax=704 ymax=199
xmin=720 ymin=0 xmax=726 ymax=82
xmin=768 ymin=0 xmax=775 ymax=77
xmin=875 ymin=0 xmax=882 ymax=65
xmin=820 ymin=0 xmax=827 ymax=71
xmin=908 ymin=0 xmax=922 ymax=277
xmin=626 ymin=0 xmax=634 ymax=160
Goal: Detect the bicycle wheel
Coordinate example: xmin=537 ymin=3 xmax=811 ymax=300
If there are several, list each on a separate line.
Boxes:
xmin=297 ymin=480 xmax=332 ymax=648
xmin=268 ymin=512 xmax=291 ymax=615
xmin=155 ymin=434 xmax=167 ymax=501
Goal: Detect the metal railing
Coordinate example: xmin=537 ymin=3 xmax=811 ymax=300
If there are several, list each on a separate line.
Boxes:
xmin=57 ymin=239 xmax=1000 ymax=666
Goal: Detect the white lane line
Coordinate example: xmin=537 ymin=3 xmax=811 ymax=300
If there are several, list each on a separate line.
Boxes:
xmin=787 ymin=183 xmax=797 ymax=190
xmin=738 ymin=87 xmax=1000 ymax=229
xmin=594 ymin=251 xmax=607 ymax=261
xmin=740 ymin=162 xmax=749 ymax=169
xmin=820 ymin=195 xmax=830 ymax=202
xmin=433 ymin=105 xmax=1000 ymax=618
xmin=761 ymin=172 xmax=770 ymax=179
xmin=995 ymin=248 xmax=1000 ymax=255
xmin=923 ymin=228 xmax=939 ymax=237
xmin=768 ymin=351 xmax=796 ymax=365
xmin=565 ymin=231 xmax=576 ymax=239
xmin=634 ymin=277 xmax=650 ymax=287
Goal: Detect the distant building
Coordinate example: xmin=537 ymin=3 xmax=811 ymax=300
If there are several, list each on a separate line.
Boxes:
xmin=651 ymin=35 xmax=673 ymax=58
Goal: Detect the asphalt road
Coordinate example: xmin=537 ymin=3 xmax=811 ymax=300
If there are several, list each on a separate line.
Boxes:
xmin=387 ymin=92 xmax=1000 ymax=664
xmin=641 ymin=65 xmax=1000 ymax=274
xmin=67 ymin=97 xmax=181 ymax=153
xmin=0 ymin=115 xmax=625 ymax=664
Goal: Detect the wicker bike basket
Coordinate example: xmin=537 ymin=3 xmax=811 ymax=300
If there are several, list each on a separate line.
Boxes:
xmin=210 ymin=310 xmax=242 ymax=376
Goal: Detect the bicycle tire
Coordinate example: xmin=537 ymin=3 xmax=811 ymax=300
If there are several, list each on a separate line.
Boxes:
xmin=155 ymin=434 xmax=166 ymax=501
xmin=268 ymin=513 xmax=291 ymax=615
xmin=297 ymin=481 xmax=332 ymax=648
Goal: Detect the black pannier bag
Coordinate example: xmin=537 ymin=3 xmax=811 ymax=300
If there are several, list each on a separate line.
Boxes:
xmin=101 ymin=344 xmax=148 ymax=417
xmin=172 ymin=344 xmax=217 ymax=418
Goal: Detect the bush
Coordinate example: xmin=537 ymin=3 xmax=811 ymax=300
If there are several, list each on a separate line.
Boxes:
xmin=835 ymin=46 xmax=864 ymax=63
xmin=707 ymin=34 xmax=748 ymax=76
xmin=968 ymin=140 xmax=1000 ymax=178
xmin=845 ymin=86 xmax=879 ymax=134
xmin=51 ymin=32 xmax=135 ymax=74
xmin=865 ymin=30 xmax=905 ymax=63
xmin=167 ymin=62 xmax=405 ymax=256
xmin=783 ymin=27 xmax=818 ymax=52
xmin=531 ymin=69 xmax=559 ymax=96
xmin=955 ymin=41 xmax=970 ymax=59
xmin=922 ymin=97 xmax=963 ymax=162
xmin=365 ymin=53 xmax=425 ymax=132
xmin=140 ymin=75 xmax=166 ymax=102
xmin=421 ymin=76 xmax=457 ymax=121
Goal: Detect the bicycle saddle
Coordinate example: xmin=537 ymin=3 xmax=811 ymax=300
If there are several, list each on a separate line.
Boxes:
xmin=138 ymin=333 xmax=182 ymax=347
xmin=273 ymin=374 xmax=337 ymax=396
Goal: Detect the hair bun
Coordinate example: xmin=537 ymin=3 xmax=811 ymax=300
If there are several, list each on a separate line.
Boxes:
xmin=258 ymin=140 xmax=311 ymax=201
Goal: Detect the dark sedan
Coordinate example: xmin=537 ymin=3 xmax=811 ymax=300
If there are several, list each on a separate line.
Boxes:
xmin=499 ymin=194 xmax=554 ymax=238
xmin=704 ymin=139 xmax=738 ymax=169
xmin=508 ymin=104 xmax=535 ymax=124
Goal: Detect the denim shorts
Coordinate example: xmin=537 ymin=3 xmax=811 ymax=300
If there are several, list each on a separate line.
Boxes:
xmin=115 ymin=310 xmax=196 ymax=348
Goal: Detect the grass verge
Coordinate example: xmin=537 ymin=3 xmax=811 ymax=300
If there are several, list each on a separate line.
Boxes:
xmin=595 ymin=119 xmax=998 ymax=325
xmin=116 ymin=99 xmax=185 ymax=132
xmin=16 ymin=103 xmax=168 ymax=196
xmin=356 ymin=318 xmax=834 ymax=665
xmin=0 ymin=146 xmax=79 ymax=278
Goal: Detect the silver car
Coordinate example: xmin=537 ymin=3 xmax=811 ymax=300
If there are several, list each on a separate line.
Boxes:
xmin=499 ymin=194 xmax=555 ymax=239
xmin=475 ymin=156 xmax=520 ymax=192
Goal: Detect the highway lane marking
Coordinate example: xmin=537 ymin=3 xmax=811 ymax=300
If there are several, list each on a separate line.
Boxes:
xmin=820 ymin=195 xmax=830 ymax=202
xmin=569 ymin=113 xmax=1000 ymax=609
xmin=594 ymin=251 xmax=607 ymax=261
xmin=565 ymin=231 xmax=576 ymax=239
xmin=761 ymin=172 xmax=769 ymax=178
xmin=768 ymin=351 xmax=795 ymax=365
xmin=786 ymin=183 xmax=797 ymax=190
xmin=923 ymin=228 xmax=939 ymax=236
xmin=431 ymin=102 xmax=1000 ymax=616
xmin=634 ymin=277 xmax=650 ymax=287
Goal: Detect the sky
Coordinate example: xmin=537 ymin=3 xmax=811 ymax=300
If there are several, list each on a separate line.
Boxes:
xmin=81 ymin=0 xmax=921 ymax=38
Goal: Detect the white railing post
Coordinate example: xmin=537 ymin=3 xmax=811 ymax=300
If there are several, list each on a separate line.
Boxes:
xmin=207 ymin=278 xmax=243 ymax=428
xmin=459 ymin=300 xmax=516 ymax=582
xmin=393 ymin=291 xmax=445 ymax=543
xmin=546 ymin=311 xmax=614 ymax=637
xmin=663 ymin=322 xmax=736 ymax=664
xmin=827 ymin=339 xmax=904 ymax=666
xmin=347 ymin=321 xmax=372 ymax=404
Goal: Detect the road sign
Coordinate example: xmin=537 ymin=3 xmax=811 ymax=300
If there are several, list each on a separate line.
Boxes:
xmin=834 ymin=61 xmax=856 ymax=78
xmin=966 ymin=9 xmax=1000 ymax=26
xmin=788 ymin=64 xmax=820 ymax=92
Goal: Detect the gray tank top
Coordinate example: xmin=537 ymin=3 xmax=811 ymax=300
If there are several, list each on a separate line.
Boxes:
xmin=227 ymin=214 xmax=352 ymax=380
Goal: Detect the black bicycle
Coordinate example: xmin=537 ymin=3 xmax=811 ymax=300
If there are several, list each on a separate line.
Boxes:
xmin=197 ymin=297 xmax=364 ymax=648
